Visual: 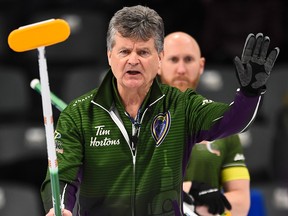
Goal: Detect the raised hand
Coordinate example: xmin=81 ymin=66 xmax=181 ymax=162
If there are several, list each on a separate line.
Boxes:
xmin=234 ymin=33 xmax=280 ymax=95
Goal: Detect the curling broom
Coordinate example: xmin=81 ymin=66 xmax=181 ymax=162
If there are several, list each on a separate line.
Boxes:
xmin=8 ymin=19 xmax=70 ymax=216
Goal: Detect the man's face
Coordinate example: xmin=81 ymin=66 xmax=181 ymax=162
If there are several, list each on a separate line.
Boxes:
xmin=107 ymin=33 xmax=162 ymax=93
xmin=159 ymin=34 xmax=205 ymax=92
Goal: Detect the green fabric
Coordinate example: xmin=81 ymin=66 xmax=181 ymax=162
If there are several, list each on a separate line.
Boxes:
xmin=41 ymin=69 xmax=233 ymax=215
xmin=184 ymin=134 xmax=247 ymax=188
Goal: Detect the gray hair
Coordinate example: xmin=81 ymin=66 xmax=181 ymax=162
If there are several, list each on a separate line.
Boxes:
xmin=107 ymin=5 xmax=164 ymax=53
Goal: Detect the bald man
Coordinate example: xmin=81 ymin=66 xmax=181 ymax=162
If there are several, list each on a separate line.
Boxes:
xmin=159 ymin=32 xmax=250 ymax=216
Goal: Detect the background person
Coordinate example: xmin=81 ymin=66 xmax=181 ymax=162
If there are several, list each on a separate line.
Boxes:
xmin=159 ymin=31 xmax=251 ymax=216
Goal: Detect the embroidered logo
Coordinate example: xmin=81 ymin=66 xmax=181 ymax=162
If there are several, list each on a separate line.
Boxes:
xmin=72 ymin=93 xmax=93 ymax=107
xmin=90 ymin=125 xmax=120 ymax=147
xmin=54 ymin=130 xmax=64 ymax=154
xmin=202 ymin=99 xmax=213 ymax=105
xmin=151 ymin=111 xmax=171 ymax=147
xmin=234 ymin=153 xmax=245 ymax=161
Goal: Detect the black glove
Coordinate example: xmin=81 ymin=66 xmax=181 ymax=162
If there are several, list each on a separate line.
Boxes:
xmin=183 ymin=190 xmax=193 ymax=205
xmin=234 ymin=32 xmax=280 ymax=96
xmin=189 ymin=181 xmax=232 ymax=215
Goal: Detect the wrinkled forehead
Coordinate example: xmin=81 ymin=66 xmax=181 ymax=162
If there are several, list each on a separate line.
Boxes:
xmin=113 ymin=33 xmax=157 ymax=50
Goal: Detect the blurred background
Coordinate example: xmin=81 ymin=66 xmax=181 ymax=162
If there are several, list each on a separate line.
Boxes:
xmin=0 ymin=0 xmax=287 ymax=215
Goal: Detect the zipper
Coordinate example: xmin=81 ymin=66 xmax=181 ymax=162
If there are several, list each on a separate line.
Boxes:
xmin=92 ymin=94 xmax=165 ymax=216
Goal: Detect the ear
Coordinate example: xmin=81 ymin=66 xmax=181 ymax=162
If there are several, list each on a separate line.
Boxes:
xmin=107 ymin=50 xmax=112 ymax=66
xmin=199 ymin=57 xmax=206 ymax=75
xmin=158 ymin=51 xmax=164 ymax=75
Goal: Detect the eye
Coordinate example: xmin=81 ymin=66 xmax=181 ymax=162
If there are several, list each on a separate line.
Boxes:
xmin=170 ymin=57 xmax=179 ymax=63
xmin=119 ymin=49 xmax=130 ymax=56
xmin=138 ymin=50 xmax=150 ymax=57
xmin=184 ymin=56 xmax=193 ymax=63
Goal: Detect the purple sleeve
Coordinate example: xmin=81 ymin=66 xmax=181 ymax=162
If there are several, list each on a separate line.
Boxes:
xmin=61 ymin=182 xmax=78 ymax=212
xmin=199 ymin=89 xmax=262 ymax=141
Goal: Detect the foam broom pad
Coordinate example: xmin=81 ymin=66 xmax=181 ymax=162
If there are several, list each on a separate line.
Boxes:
xmin=8 ymin=19 xmax=70 ymax=52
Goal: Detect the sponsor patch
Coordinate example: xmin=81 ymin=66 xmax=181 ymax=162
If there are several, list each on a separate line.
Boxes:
xmin=54 ymin=130 xmax=64 ymax=154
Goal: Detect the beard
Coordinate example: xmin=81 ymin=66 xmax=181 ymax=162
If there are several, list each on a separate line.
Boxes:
xmin=172 ymin=76 xmax=200 ymax=92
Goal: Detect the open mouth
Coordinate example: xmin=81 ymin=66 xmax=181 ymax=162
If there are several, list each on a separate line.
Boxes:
xmin=127 ymin=70 xmax=141 ymax=75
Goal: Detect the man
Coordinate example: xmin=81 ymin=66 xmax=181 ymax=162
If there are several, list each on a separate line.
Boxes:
xmin=40 ymin=5 xmax=279 ymax=216
xmin=159 ymin=32 xmax=250 ymax=215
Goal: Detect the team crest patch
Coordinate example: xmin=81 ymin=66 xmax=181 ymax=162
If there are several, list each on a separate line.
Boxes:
xmin=151 ymin=111 xmax=171 ymax=147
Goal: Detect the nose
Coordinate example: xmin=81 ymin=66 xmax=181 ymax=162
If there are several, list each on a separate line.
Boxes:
xmin=176 ymin=60 xmax=187 ymax=74
xmin=128 ymin=52 xmax=139 ymax=66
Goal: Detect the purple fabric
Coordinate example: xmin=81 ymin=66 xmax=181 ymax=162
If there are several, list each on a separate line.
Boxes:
xmin=199 ymin=89 xmax=261 ymax=142
xmin=64 ymin=184 xmax=78 ymax=211
xmin=182 ymin=89 xmax=261 ymax=178
xmin=64 ymin=168 xmax=83 ymax=212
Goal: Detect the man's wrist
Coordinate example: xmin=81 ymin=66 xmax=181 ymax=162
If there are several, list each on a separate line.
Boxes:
xmin=240 ymin=86 xmax=266 ymax=97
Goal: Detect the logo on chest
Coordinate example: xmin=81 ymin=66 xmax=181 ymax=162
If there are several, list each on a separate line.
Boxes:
xmin=90 ymin=125 xmax=120 ymax=147
xmin=151 ymin=111 xmax=171 ymax=147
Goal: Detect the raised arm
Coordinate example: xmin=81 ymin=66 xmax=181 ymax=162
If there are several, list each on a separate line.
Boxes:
xmin=200 ymin=33 xmax=280 ymax=141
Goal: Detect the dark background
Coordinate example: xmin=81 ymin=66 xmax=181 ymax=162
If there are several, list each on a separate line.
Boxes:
xmin=0 ymin=0 xmax=288 ymax=215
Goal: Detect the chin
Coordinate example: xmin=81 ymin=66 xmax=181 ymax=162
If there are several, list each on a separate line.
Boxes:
xmin=180 ymin=87 xmax=189 ymax=92
xmin=173 ymin=84 xmax=189 ymax=92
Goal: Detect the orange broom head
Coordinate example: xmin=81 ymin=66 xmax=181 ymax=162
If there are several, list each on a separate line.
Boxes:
xmin=8 ymin=18 xmax=70 ymax=52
